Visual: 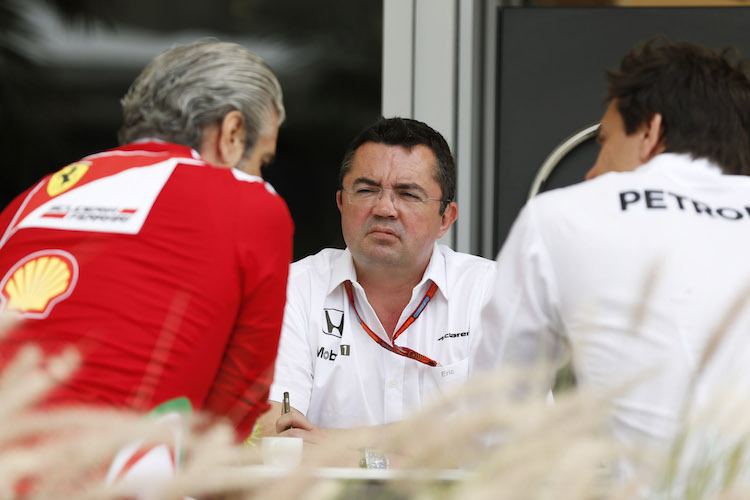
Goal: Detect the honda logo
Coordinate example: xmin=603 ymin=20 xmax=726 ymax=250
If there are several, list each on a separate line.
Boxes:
xmin=323 ymin=308 xmax=344 ymax=338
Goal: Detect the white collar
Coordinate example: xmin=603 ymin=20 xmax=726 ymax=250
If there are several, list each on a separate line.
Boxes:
xmin=637 ymin=153 xmax=724 ymax=177
xmin=327 ymin=243 xmax=448 ymax=300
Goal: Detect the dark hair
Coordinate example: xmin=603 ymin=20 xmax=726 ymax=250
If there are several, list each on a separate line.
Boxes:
xmin=606 ymin=37 xmax=750 ymax=176
xmin=339 ymin=117 xmax=456 ymax=214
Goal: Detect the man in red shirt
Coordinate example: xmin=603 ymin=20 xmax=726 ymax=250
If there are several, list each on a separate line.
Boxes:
xmin=0 ymin=40 xmax=293 ymax=438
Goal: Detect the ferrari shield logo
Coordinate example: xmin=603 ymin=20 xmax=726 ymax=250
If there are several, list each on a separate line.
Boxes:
xmin=47 ymin=162 xmax=90 ymax=197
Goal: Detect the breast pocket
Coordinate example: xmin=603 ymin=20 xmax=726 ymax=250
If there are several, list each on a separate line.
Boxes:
xmin=422 ymin=356 xmax=469 ymax=398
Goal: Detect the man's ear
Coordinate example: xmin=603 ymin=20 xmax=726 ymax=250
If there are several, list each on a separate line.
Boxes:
xmin=217 ymin=110 xmax=246 ymax=167
xmin=336 ymin=190 xmax=343 ymax=213
xmin=639 ymin=112 xmax=665 ymax=162
xmin=437 ymin=202 xmax=458 ymax=238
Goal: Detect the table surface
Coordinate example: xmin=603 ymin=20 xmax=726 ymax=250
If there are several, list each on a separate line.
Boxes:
xmin=235 ymin=465 xmax=471 ymax=482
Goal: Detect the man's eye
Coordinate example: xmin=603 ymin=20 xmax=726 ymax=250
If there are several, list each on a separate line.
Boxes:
xmin=398 ymin=191 xmax=421 ymax=201
xmin=356 ymin=187 xmax=379 ymax=195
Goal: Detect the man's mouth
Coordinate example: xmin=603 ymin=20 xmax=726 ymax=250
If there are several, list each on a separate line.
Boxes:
xmin=368 ymin=226 xmax=399 ymax=239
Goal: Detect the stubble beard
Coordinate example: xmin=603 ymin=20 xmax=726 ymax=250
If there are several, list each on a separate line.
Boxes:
xmin=351 ymin=231 xmax=406 ymax=270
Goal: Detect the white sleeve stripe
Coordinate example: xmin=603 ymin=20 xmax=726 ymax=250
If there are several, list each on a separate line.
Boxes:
xmin=230 ymin=169 xmax=279 ymax=195
xmin=230 ymin=169 xmax=264 ymax=183
xmin=0 ymin=179 xmax=47 ymax=252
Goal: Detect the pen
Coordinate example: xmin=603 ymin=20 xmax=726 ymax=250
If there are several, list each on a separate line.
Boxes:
xmin=282 ymin=391 xmax=290 ymax=415
xmin=282 ymin=392 xmax=291 ymax=431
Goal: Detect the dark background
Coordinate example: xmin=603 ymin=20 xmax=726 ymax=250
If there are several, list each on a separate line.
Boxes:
xmin=0 ymin=0 xmax=383 ymax=260
xmin=494 ymin=6 xmax=750 ymax=252
xmin=6 ymin=2 xmax=749 ymax=259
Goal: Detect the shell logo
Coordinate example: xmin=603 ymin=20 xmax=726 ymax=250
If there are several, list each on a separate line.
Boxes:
xmin=47 ymin=162 xmax=90 ymax=197
xmin=0 ymin=250 xmax=79 ymax=319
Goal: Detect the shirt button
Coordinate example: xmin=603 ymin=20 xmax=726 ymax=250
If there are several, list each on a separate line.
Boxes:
xmin=389 ymin=380 xmax=399 ymax=388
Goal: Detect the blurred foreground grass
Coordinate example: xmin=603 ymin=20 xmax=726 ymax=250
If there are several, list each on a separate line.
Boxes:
xmin=1 ymin=314 xmax=748 ymax=499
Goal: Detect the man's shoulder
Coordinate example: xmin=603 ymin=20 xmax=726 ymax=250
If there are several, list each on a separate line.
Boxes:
xmin=226 ymin=168 xmax=281 ymax=197
xmin=534 ymin=173 xmax=618 ymax=205
xmin=526 ymin=168 xmax=643 ymax=223
xmin=168 ymin=163 xmax=290 ymax=224
xmin=529 ymin=153 xmax=715 ymax=210
xmin=435 ymin=244 xmax=495 ymax=282
xmin=436 ymin=244 xmax=494 ymax=268
xmin=290 ymin=248 xmax=346 ymax=277
xmin=174 ymin=161 xmax=279 ymax=197
xmin=103 ymin=141 xmax=281 ymax=198
xmin=284 ymin=248 xmax=347 ymax=304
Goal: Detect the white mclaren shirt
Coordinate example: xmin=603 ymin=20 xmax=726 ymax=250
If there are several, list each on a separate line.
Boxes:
xmin=479 ymin=153 xmax=750 ymax=457
xmin=270 ymin=243 xmax=496 ymax=428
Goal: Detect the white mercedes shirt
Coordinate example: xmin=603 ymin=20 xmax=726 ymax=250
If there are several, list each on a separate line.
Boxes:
xmin=269 ymin=243 xmax=496 ymax=428
xmin=479 ymin=153 xmax=750 ymax=461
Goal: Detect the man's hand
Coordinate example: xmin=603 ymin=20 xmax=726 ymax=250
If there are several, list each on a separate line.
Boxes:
xmin=276 ymin=408 xmax=328 ymax=444
xmin=257 ymin=400 xmax=408 ymax=467
xmin=256 ymin=401 xmax=327 ymax=444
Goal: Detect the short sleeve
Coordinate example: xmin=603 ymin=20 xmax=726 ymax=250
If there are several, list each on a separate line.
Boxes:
xmin=267 ymin=265 xmax=317 ymax=417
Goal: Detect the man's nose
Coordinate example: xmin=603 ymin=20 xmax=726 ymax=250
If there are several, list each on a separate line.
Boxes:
xmin=372 ymin=188 xmax=398 ymax=217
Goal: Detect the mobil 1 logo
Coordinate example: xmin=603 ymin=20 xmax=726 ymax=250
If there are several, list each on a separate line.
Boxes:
xmin=317 ymin=344 xmax=351 ymax=362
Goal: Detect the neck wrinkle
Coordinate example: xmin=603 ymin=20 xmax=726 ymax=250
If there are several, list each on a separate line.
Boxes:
xmin=353 ymin=260 xmax=430 ymax=338
xmin=353 ymin=261 xmax=426 ymax=299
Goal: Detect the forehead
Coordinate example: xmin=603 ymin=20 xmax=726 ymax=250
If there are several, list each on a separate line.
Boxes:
xmin=346 ymin=142 xmax=438 ymax=186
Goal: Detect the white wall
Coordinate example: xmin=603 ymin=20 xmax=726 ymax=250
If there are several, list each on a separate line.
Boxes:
xmin=382 ymin=0 xmax=498 ymax=257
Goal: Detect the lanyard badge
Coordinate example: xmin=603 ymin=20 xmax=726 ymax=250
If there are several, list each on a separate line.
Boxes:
xmin=343 ymin=280 xmax=440 ymax=367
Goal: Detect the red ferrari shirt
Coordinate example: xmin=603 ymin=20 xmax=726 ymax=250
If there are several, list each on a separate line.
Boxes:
xmin=0 ymin=140 xmax=293 ymax=437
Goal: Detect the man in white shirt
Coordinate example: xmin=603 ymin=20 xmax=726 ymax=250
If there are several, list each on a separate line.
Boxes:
xmin=257 ymin=117 xmax=495 ymax=461
xmin=479 ymin=38 xmax=750 ymax=483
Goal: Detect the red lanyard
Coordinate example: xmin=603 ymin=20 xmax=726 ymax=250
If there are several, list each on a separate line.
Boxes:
xmin=343 ymin=280 xmax=439 ymax=367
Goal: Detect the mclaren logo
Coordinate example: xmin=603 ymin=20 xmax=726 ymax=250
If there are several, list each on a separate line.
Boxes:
xmin=437 ymin=331 xmax=469 ymax=341
xmin=322 ymin=308 xmax=344 ymax=338
xmin=0 ymin=250 xmax=79 ymax=319
xmin=47 ymin=162 xmax=90 ymax=197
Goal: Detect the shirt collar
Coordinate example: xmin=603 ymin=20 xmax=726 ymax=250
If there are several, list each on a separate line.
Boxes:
xmin=117 ymin=139 xmax=202 ymax=161
xmin=419 ymin=242 xmax=448 ymax=300
xmin=328 ymin=248 xmax=358 ymax=295
xmin=637 ymin=152 xmax=724 ymax=176
xmin=326 ymin=242 xmax=449 ymax=299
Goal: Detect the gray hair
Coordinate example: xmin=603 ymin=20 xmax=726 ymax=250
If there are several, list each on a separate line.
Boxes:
xmin=118 ymin=40 xmax=285 ymax=157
